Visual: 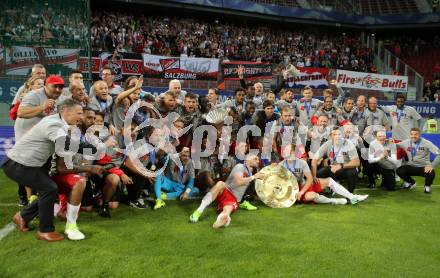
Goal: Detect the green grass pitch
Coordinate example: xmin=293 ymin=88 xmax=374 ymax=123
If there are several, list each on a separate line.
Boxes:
xmin=1 ymin=171 xmax=440 ymax=277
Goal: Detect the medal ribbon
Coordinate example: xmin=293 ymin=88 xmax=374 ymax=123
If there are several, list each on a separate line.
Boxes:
xmin=304 ymin=101 xmax=312 ymax=116
xmin=283 ymin=159 xmax=297 ymax=174
xmin=332 ymin=141 xmax=344 ymax=162
xmin=410 ymin=140 xmax=421 ymax=161
xmin=397 ymin=109 xmax=404 ymax=123
xmin=97 ymin=97 xmax=108 ymax=112
xmin=179 ymin=166 xmax=185 ymax=183
xmin=244 ymin=164 xmax=252 ymax=178
xmin=150 ymin=150 xmax=156 ymax=167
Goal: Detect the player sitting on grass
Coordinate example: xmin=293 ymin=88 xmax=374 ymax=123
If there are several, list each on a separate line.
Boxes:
xmin=189 ymin=153 xmax=265 ymax=229
xmin=280 ymin=143 xmax=368 ymax=205
xmin=153 ymin=147 xmax=199 ymax=210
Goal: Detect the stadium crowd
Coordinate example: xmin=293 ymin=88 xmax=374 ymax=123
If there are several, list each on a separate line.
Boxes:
xmin=423 ymin=79 xmax=440 ymax=102
xmin=0 ymin=0 xmax=87 ymax=46
xmin=388 ymin=35 xmax=440 ymax=58
xmin=91 ymin=12 xmax=375 ymax=71
xmin=2 ymin=63 xmax=439 ymax=242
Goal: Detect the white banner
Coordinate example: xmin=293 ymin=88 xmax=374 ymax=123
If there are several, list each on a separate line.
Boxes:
xmin=336 ymin=70 xmax=408 ymax=93
xmin=4 ymin=46 xmax=78 ymax=75
xmin=143 ymin=54 xmax=219 ymax=80
xmin=286 ymin=67 xmax=329 ymax=89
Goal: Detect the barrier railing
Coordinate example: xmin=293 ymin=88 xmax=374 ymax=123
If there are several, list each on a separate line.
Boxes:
xmin=375 ymin=41 xmax=424 ymax=100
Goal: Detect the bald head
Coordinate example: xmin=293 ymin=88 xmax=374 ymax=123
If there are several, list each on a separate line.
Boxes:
xmin=93 ymin=80 xmax=108 ymax=100
xmin=169 ymin=79 xmax=181 ymax=95
xmin=368 ymin=97 xmax=378 ymax=111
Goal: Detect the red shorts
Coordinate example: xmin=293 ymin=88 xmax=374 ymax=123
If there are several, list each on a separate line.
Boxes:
xmin=52 ymin=174 xmax=84 ymax=196
xmin=300 ymin=181 xmax=323 ymax=203
xmin=216 ymin=187 xmax=239 ymax=214
xmin=393 ymin=140 xmax=407 ymax=160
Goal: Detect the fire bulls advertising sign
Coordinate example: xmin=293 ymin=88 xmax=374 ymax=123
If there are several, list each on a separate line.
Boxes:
xmin=143 ymin=54 xmax=219 ymax=80
xmin=222 ymin=61 xmax=272 ymax=80
xmin=336 ymin=70 xmax=408 ymax=93
xmin=79 ymin=51 xmax=143 ymax=82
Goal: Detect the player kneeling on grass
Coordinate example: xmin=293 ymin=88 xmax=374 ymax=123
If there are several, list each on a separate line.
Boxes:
xmin=189 ymin=153 xmax=265 ymax=229
xmin=311 ymin=127 xmax=360 ymax=193
xmin=396 ymin=128 xmax=440 ymax=194
xmin=93 ymin=135 xmax=132 ymax=218
xmin=365 ymin=131 xmax=398 ymax=190
xmin=51 ymin=154 xmax=105 ymax=240
xmin=280 ymin=143 xmax=368 ymax=205
xmin=154 ymin=147 xmax=199 ymax=210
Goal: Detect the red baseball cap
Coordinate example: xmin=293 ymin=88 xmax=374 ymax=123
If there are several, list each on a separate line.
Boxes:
xmin=45 ymin=75 xmax=65 ymax=86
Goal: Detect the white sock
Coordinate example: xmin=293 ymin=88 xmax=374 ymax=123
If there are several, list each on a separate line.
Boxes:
xmin=328 ymin=178 xmax=355 ymax=200
xmin=66 ymin=203 xmax=80 ymax=225
xmin=314 ymin=194 xmax=333 ymax=204
xmin=197 ymin=192 xmax=213 ymax=213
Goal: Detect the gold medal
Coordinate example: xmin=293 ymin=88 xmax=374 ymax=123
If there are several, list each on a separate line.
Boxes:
xmin=150 ymin=165 xmax=156 ymax=171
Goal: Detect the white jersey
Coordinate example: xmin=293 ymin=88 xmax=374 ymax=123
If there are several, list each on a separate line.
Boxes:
xmin=8 ymin=114 xmax=68 ymax=167
xmin=279 ymin=159 xmax=310 ymax=186
xmin=382 ymin=105 xmax=421 ymax=141
xmin=314 ymin=139 xmax=359 ymax=165
xmin=12 ymin=85 xmax=26 ymax=105
xmin=398 ymin=139 xmax=440 ymax=168
xmin=88 ymin=95 xmax=114 ymax=124
xmin=365 ymin=108 xmax=388 ymax=127
xmin=225 ymin=163 xmax=253 ymax=201
xmin=14 ymin=88 xmax=57 ymax=141
xmin=295 ymin=98 xmax=322 ymax=127
xmin=308 ymin=126 xmax=331 ymax=155
xmin=368 ymin=139 xmax=398 ymax=169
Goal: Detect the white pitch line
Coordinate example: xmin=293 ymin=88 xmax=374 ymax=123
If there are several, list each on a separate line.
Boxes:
xmin=0 ymin=203 xmax=18 ymax=207
xmin=0 ymin=222 xmax=15 ymax=241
